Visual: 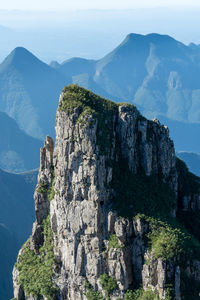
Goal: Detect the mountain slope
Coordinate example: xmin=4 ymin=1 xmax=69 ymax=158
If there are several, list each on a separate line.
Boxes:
xmin=13 ymin=85 xmax=200 ymax=300
xmin=54 ymin=34 xmax=200 ymax=155
xmin=57 ymin=34 xmax=200 ymax=124
xmin=2 ymin=34 xmax=200 ymax=155
xmin=0 ymin=47 xmax=67 ymax=139
xmin=0 ymin=168 xmax=37 ymax=300
xmin=157 ymin=115 xmax=200 ymax=154
xmin=0 ymin=111 xmax=42 ymax=172
xmin=177 ymin=151 xmax=200 ymax=176
xmin=93 ymin=33 xmax=200 ymax=122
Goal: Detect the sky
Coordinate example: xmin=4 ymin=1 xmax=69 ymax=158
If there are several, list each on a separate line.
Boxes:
xmin=0 ymin=1 xmax=200 ymax=63
xmin=1 ymin=0 xmax=200 ymax=10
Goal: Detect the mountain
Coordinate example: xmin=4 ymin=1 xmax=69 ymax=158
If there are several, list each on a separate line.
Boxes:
xmin=93 ymin=33 xmax=200 ymax=123
xmin=57 ymin=33 xmax=200 ymax=114
xmin=0 ymin=224 xmax=17 ymax=300
xmin=59 ymin=57 xmax=96 ymax=79
xmin=0 ymin=168 xmax=37 ymax=300
xmin=2 ymin=34 xmax=200 ymax=154
xmin=54 ymin=33 xmax=200 ymax=154
xmin=0 ymin=111 xmax=42 ymax=172
xmin=157 ymin=115 xmax=200 ymax=153
xmin=13 ymin=86 xmax=200 ymax=300
xmin=58 ymin=57 xmax=117 ymax=101
xmin=177 ymin=151 xmax=200 ymax=176
xmin=0 ymin=47 xmax=67 ymax=139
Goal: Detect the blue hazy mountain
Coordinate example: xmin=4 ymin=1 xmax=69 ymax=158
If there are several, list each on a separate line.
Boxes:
xmin=94 ymin=33 xmax=200 ymax=122
xmin=59 ymin=57 xmax=96 ymax=78
xmin=0 ymin=47 xmax=67 ymax=139
xmin=177 ymin=151 xmax=200 ymax=177
xmin=57 ymin=34 xmax=200 ymax=122
xmin=2 ymin=35 xmax=200 ymax=153
xmin=55 ymin=57 xmax=117 ymax=100
xmin=0 ymin=168 xmax=37 ymax=299
xmin=0 ymin=112 xmax=42 ymax=172
xmin=157 ymin=115 xmax=200 ymax=153
xmin=53 ymin=33 xmax=200 ymax=153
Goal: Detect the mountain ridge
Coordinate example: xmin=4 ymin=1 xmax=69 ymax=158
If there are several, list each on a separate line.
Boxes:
xmin=0 ymin=46 xmax=67 ymax=139
xmin=0 ymin=111 xmax=42 ymax=172
xmin=13 ymin=85 xmax=200 ymax=300
xmin=0 ymin=167 xmax=37 ymax=300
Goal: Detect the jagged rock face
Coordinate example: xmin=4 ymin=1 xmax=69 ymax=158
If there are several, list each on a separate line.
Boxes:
xmin=13 ymin=86 xmax=200 ymax=300
xmin=50 ymin=88 xmax=177 ymax=298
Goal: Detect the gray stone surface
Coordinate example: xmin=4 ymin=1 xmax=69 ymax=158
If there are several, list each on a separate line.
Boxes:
xmin=13 ymin=89 xmax=200 ymax=299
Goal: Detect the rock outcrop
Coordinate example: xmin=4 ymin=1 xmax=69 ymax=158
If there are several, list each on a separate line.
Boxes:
xmin=13 ymin=85 xmax=200 ymax=300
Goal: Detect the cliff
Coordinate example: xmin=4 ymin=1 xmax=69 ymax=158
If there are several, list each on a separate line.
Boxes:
xmin=13 ymin=85 xmax=200 ymax=300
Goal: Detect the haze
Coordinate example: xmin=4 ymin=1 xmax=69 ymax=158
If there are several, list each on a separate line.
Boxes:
xmin=1 ymin=0 xmax=200 ymax=10
xmin=0 ymin=2 xmax=200 ymax=64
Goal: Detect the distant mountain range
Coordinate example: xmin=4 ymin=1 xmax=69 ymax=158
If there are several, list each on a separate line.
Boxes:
xmin=0 ymin=47 xmax=67 ymax=140
xmin=0 ymin=112 xmax=42 ymax=172
xmin=1 ymin=33 xmax=200 ymax=298
xmin=53 ymin=34 xmax=200 ymax=153
xmin=177 ymin=151 xmax=200 ymax=177
xmin=1 ymin=34 xmax=200 ymax=154
xmin=0 ymin=168 xmax=37 ymax=299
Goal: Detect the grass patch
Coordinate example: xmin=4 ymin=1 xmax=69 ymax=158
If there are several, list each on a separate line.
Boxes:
xmin=134 ymin=214 xmax=200 ymax=261
xmin=99 ymin=273 xmax=118 ymax=298
xmin=108 ymin=234 xmax=124 ymax=249
xmin=16 ymin=216 xmax=56 ymax=299
xmin=58 ymin=85 xmax=136 ymax=154
xmin=85 ymin=288 xmax=104 ymax=300
xmin=111 ymin=155 xmax=200 ymax=261
xmin=48 ymin=185 xmax=55 ymax=201
xmin=111 ymin=159 xmax=176 ymax=220
xmin=37 ymin=182 xmax=49 ymax=194
xmin=125 ymin=288 xmax=160 ymax=300
xmin=85 ymin=280 xmax=104 ymax=300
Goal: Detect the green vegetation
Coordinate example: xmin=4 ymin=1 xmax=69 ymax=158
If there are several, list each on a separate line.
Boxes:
xmin=37 ymin=168 xmax=55 ymax=201
xmin=124 ymin=288 xmax=160 ymax=300
xmin=110 ymin=153 xmax=200 ymax=262
xmin=178 ymin=211 xmax=200 ymax=241
xmin=58 ymin=85 xmax=136 ymax=154
xmin=85 ymin=280 xmax=104 ymax=300
xmin=135 ymin=290 xmax=160 ymax=300
xmin=37 ymin=182 xmax=49 ymax=194
xmin=180 ymin=271 xmax=200 ymax=300
xmin=48 ymin=184 xmax=55 ymax=201
xmin=133 ymin=214 xmax=200 ymax=261
xmin=37 ymin=181 xmax=55 ymax=201
xmin=99 ymin=273 xmax=118 ymax=298
xmin=147 ymin=219 xmax=188 ymax=260
xmin=124 ymin=289 xmax=135 ymax=300
xmin=111 ymin=159 xmax=176 ymax=220
xmin=176 ymin=157 xmax=200 ymax=196
xmin=59 ymin=85 xmax=117 ymax=154
xmin=108 ymin=234 xmax=124 ymax=249
xmin=16 ymin=215 xmax=56 ymax=299
xmin=77 ymin=106 xmax=97 ymax=127
xmin=137 ymin=114 xmax=147 ymax=121
xmin=85 ymin=288 xmax=104 ymax=300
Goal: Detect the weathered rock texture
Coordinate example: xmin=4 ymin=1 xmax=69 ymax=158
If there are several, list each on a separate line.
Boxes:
xmin=13 ymin=85 xmax=200 ymax=300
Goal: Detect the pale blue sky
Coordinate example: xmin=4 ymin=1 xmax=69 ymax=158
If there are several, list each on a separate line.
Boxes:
xmin=0 ymin=1 xmax=200 ymax=63
xmin=0 ymin=0 xmax=200 ymax=10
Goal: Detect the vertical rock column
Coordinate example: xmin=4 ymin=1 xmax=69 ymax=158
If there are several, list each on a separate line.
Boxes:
xmin=31 ymin=135 xmax=54 ymax=252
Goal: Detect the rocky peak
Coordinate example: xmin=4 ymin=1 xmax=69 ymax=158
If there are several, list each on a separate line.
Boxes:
xmin=13 ymin=85 xmax=200 ymax=300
